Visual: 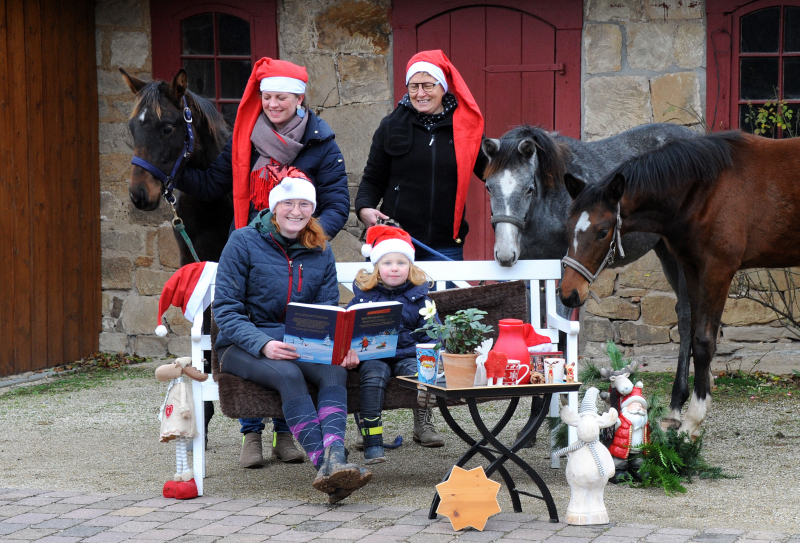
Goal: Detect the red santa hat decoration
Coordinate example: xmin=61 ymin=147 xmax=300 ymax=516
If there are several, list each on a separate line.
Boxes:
xmin=232 ymin=57 xmax=309 ymax=229
xmin=620 ymin=385 xmax=647 ymax=410
xmin=155 ymin=262 xmax=218 ymax=337
xmin=405 ymin=50 xmax=484 ymax=242
xmin=361 ymin=225 xmax=415 ymax=264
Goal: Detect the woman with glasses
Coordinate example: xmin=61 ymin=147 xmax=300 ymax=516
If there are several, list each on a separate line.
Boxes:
xmin=213 ymin=176 xmax=371 ymax=504
xmin=355 ymin=49 xmax=487 ymax=264
xmin=173 ymin=58 xmax=350 ymax=471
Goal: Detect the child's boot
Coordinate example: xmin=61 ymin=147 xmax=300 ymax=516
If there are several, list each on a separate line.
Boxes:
xmin=239 ymin=432 xmax=264 ymax=468
xmin=413 ymin=408 xmax=444 ymax=447
xmin=361 ymin=416 xmax=386 ymax=464
xmin=272 ymin=432 xmax=305 ymax=463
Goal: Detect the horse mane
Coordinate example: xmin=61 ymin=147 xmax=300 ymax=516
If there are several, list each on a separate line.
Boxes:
xmin=184 ymin=90 xmax=231 ymax=149
xmin=483 ymin=125 xmax=569 ymax=189
xmin=572 ymin=130 xmax=747 ymax=210
xmin=129 ymin=82 xmax=164 ymax=120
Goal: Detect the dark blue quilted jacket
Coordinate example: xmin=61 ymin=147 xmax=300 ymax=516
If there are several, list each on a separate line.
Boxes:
xmin=346 ymin=281 xmax=436 ymax=360
xmin=213 ymin=210 xmax=339 ymax=358
xmin=175 ymin=111 xmax=350 ymax=238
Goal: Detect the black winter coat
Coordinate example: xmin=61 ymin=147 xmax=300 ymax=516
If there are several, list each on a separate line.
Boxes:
xmin=346 ymin=281 xmax=434 ymax=361
xmin=355 ymin=105 xmax=487 ymax=248
xmin=175 ymin=111 xmax=350 ymax=239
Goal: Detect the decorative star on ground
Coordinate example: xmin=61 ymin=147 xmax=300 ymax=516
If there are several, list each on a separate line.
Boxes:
xmin=435 ymin=466 xmax=501 ymax=531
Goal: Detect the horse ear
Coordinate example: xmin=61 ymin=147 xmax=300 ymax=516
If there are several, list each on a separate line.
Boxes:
xmin=119 ymin=67 xmax=146 ymax=94
xmin=605 ymin=173 xmax=625 ymax=203
xmin=564 ymin=173 xmax=586 ymax=200
xmin=518 ymin=138 xmax=535 ymax=160
xmin=170 ymin=69 xmax=189 ymax=100
xmin=482 ymin=138 xmax=500 ymax=160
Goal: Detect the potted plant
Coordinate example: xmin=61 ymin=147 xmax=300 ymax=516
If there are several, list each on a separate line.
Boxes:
xmin=417 ymin=302 xmax=493 ymax=388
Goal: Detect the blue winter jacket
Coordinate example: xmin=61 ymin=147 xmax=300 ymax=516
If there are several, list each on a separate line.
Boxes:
xmin=346 ymin=281 xmax=435 ymax=360
xmin=175 ymin=111 xmax=350 ymax=238
xmin=213 ymin=210 xmax=339 ymax=358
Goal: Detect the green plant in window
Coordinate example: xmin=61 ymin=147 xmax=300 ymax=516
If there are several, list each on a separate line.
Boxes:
xmin=743 ymin=90 xmax=798 ymax=138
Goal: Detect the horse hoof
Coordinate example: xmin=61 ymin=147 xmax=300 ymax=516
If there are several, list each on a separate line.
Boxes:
xmin=659 ymin=418 xmax=681 ymax=431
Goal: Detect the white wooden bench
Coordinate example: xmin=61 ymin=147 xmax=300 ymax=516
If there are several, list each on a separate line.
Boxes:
xmin=190 ymin=259 xmax=579 ymax=495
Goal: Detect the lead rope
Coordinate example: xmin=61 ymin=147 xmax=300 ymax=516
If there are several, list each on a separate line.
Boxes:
xmin=166 ymin=197 xmax=201 ymax=263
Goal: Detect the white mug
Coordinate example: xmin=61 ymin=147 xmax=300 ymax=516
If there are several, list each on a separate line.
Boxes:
xmin=543 ymin=357 xmax=565 ymax=384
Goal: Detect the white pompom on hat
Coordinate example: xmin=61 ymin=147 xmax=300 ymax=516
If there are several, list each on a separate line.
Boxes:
xmin=155 ymin=262 xmax=218 ymax=337
xmin=268 ymin=176 xmax=317 ymax=213
xmin=360 ymin=225 xmax=415 ymax=264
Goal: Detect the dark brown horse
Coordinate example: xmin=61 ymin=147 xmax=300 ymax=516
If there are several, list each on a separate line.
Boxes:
xmin=559 ymin=130 xmax=800 ymax=436
xmin=120 ymin=68 xmax=233 ymax=265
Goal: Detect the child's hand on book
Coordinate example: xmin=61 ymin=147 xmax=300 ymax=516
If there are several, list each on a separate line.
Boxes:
xmin=341 ymin=349 xmax=361 ymax=369
xmin=263 ymin=340 xmax=300 ymax=361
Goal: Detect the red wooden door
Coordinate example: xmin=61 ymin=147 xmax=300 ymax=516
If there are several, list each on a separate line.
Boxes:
xmin=393 ymin=2 xmax=582 ymax=260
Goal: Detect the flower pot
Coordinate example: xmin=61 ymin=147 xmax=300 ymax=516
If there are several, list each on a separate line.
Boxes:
xmin=441 ymin=351 xmax=479 ymax=388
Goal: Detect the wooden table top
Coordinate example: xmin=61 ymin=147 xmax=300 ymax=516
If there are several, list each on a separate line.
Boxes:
xmin=396 ymin=375 xmax=582 ymax=399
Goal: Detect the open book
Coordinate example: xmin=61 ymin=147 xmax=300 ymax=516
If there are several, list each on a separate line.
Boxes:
xmin=284 ymin=301 xmax=403 ymax=364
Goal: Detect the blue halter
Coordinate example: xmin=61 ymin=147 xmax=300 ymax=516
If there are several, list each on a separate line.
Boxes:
xmin=130 ymin=96 xmax=195 ymax=205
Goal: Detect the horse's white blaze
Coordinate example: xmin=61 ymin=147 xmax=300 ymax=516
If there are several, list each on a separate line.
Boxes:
xmin=138 ymin=108 xmax=147 ymax=123
xmin=679 ymin=391 xmax=709 ymax=437
xmin=573 ymin=212 xmax=591 ymax=252
xmin=494 ymin=222 xmax=521 ymax=266
xmin=498 ymin=170 xmax=517 ymax=215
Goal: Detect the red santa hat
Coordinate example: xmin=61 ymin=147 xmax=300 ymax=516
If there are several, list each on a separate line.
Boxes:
xmin=405 ymin=50 xmax=484 ymax=241
xmin=155 ymin=262 xmax=218 ymax=337
xmin=232 ymin=58 xmax=309 ymax=229
xmin=361 ymin=225 xmax=415 ymax=264
xmin=620 ymin=386 xmax=647 ymax=410
xmin=522 ymin=323 xmax=552 ymax=347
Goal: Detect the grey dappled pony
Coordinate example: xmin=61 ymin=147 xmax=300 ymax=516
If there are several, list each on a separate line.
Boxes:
xmin=481 ymin=123 xmax=696 ymax=430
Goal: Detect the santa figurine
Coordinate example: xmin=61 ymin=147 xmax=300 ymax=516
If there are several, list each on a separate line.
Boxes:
xmin=608 ymin=385 xmax=649 ymax=483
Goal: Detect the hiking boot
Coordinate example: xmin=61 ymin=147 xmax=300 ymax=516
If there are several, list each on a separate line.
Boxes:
xmin=312 ymin=445 xmax=362 ymax=494
xmin=271 ymin=432 xmax=305 ymax=463
xmin=361 ymin=416 xmax=386 ymax=465
xmin=413 ymin=408 xmax=444 ymax=447
xmin=239 ymin=432 xmax=263 ymax=469
xmin=417 ymin=391 xmax=437 ymax=408
xmin=327 ymin=467 xmax=372 ymax=504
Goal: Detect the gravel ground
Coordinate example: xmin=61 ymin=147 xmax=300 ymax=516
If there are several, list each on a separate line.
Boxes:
xmin=0 ymin=362 xmax=798 ymax=532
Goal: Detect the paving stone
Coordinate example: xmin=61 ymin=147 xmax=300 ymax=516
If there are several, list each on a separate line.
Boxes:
xmin=237 ymin=507 xmax=287 ymax=517
xmin=282 ymin=504 xmax=331 ymax=516
xmin=493 ymin=513 xmax=539 ymax=522
xmin=502 ymin=527 xmax=556 ymax=540
xmin=322 ymin=526 xmax=373 ymax=540
xmin=213 ymin=500 xmax=263 ymax=512
xmin=85 ymin=501 xmax=137 ymax=510
xmin=406 ymin=533 xmax=457 ymax=543
xmin=421 ymin=522 xmax=464 ymax=534
xmin=266 ymin=514 xmax=313 ymax=525
xmin=184 ymin=509 xmax=235 ymax=520
xmin=0 ymin=491 xmax=41 ymax=499
xmin=110 ymin=507 xmax=155 ymax=517
xmin=330 ymin=504 xmax=379 ymax=513
xmin=190 ymin=496 xmax=230 ymax=505
xmin=82 ymin=531 xmax=138 ymax=542
xmin=135 ymin=527 xmax=191 ymax=540
xmin=159 ymin=518 xmax=213 ymax=531
xmin=61 ymin=508 xmax=114 ymax=519
xmin=703 ymin=529 xmax=747 ymax=535
xmin=59 ymin=525 xmax=108 ymax=537
xmin=604 ymin=525 xmax=657 ymax=538
xmin=0 ymin=523 xmax=27 ymax=535
xmin=657 ymin=528 xmax=699 ymax=535
xmin=482 ymin=519 xmax=521 ymax=531
xmin=354 ymin=534 xmax=405 ymax=543
xmin=189 ymin=522 xmax=243 ymax=536
xmin=237 ymin=522 xmax=290 ymax=536
xmin=593 ymin=536 xmax=639 ymax=543
xmin=83 ymin=516 xmax=133 ymax=527
xmin=394 ymin=515 xmax=437 ymax=526
xmin=259 ymin=500 xmax=302 ymax=508
xmin=269 ymin=529 xmax=320 ymax=542
xmin=161 ymin=502 xmax=206 ymax=513
xmin=363 ymin=507 xmax=417 ymax=519
xmin=33 ymin=536 xmax=82 ymax=543
xmin=295 ymin=520 xmax=343 ymax=532
xmin=645 ymin=534 xmax=692 ymax=543
xmin=216 ymin=515 xmax=264 ymax=527
xmin=214 ymin=535 xmax=269 ymax=543
xmin=130 ymin=498 xmax=174 ymax=508
xmin=742 ymin=533 xmax=787 ymax=540
xmin=313 ymin=511 xmax=364 ymax=522
xmin=16 ymin=497 xmax=62 ymax=506
xmin=109 ymin=521 xmax=165 ymax=533
xmin=35 ymin=504 xmax=86 ymax=514
xmin=135 ymin=512 xmax=185 ymax=523
xmin=2 ymin=527 xmax=58 ymax=539
xmin=691 ymin=535 xmax=739 ymax=543
xmin=60 ymin=495 xmax=110 ymax=505
xmin=0 ymin=506 xmax=33 ymax=517
xmin=376 ymin=524 xmax=426 ymax=536
xmin=456 ymin=530 xmax=506 ymax=541
xmin=2 ymin=512 xmax=58 ymax=524
xmin=33 ymin=518 xmax=84 ymax=529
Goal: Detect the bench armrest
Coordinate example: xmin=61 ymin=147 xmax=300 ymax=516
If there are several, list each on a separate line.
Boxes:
xmin=546 ymin=310 xmax=580 ymax=335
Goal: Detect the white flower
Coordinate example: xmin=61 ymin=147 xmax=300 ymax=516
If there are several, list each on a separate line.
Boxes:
xmin=419 ymin=299 xmax=437 ymax=320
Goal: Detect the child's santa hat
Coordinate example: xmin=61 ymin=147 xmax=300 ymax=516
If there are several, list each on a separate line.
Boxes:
xmin=155 ymin=262 xmax=218 ymax=337
xmin=406 ymin=50 xmax=484 ymax=242
xmin=620 ymin=385 xmax=647 ymax=410
xmin=361 ymin=225 xmax=415 ymax=264
xmin=232 ymin=58 xmax=309 ymax=229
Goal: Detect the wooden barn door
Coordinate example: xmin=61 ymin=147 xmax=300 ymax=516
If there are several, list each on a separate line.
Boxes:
xmin=0 ymin=0 xmax=100 ymax=377
xmin=393 ymin=2 xmax=581 ymax=260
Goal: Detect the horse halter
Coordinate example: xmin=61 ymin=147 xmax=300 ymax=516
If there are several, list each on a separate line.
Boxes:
xmin=561 ymin=203 xmax=625 ymax=285
xmin=130 ymin=96 xmax=195 ymax=206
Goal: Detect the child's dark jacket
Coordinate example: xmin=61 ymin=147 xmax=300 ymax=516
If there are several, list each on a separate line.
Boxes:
xmin=346 ymin=281 xmax=434 ymax=360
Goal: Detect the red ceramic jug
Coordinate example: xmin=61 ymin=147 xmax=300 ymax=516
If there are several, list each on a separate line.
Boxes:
xmin=492 ymin=319 xmax=531 ymax=384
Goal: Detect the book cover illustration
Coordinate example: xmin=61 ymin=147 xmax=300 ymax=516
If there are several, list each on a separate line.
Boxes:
xmin=283 ymin=302 xmax=402 ymax=364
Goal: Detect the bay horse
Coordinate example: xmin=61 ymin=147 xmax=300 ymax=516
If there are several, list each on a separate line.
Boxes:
xmin=481 ymin=123 xmax=696 ymax=430
xmin=120 ymin=68 xmax=233 ymax=265
xmin=558 ymin=130 xmax=799 ymax=436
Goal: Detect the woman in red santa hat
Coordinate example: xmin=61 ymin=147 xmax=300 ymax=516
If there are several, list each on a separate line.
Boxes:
xmin=355 ymin=49 xmax=487 ymax=262
xmin=174 ymin=57 xmax=351 ymax=468
xmin=213 ymin=176 xmax=371 ymax=503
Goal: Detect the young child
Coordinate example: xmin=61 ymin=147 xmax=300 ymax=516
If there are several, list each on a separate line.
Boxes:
xmin=341 ymin=226 xmax=444 ymax=464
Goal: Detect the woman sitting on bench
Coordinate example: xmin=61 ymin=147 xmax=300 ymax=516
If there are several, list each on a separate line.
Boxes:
xmin=213 ymin=176 xmax=371 ymax=504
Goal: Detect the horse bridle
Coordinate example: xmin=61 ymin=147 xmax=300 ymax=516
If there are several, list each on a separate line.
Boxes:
xmin=490 ymin=214 xmax=525 ymax=230
xmin=130 ymin=96 xmax=195 ymax=206
xmin=561 ymin=203 xmax=625 ymax=285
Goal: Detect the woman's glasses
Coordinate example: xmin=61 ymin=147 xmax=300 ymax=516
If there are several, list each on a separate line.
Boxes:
xmin=279 ymin=200 xmax=313 ymax=212
xmin=407 ymin=82 xmax=439 ymax=93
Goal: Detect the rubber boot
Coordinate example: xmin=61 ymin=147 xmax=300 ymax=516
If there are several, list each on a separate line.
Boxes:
xmin=326 ymin=467 xmax=373 ymax=504
xmin=239 ymin=432 xmax=264 ymax=468
xmin=312 ymin=445 xmax=362 ymax=494
xmin=413 ymin=408 xmax=444 ymax=447
xmin=361 ymin=416 xmax=386 ymax=464
xmin=271 ymin=432 xmax=305 ymax=463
